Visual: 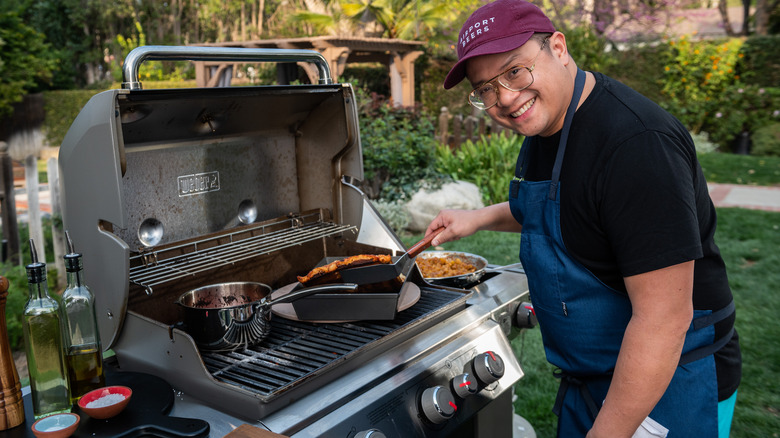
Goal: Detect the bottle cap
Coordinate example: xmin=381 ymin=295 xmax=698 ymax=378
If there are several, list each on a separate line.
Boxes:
xmin=64 ymin=231 xmax=83 ymax=273
xmin=25 ymin=239 xmax=47 ymax=284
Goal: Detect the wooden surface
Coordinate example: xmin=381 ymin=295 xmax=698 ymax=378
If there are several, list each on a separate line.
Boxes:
xmin=0 ymin=276 xmax=25 ymax=430
xmin=223 ymin=424 xmax=288 ymax=438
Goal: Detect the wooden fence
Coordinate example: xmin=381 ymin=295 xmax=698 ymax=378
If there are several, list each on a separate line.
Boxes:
xmin=436 ymin=106 xmax=517 ymax=149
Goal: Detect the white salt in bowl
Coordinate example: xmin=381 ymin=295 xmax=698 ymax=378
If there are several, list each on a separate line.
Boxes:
xmin=31 ymin=413 xmax=80 ymax=438
xmin=77 ymin=386 xmax=132 ymax=419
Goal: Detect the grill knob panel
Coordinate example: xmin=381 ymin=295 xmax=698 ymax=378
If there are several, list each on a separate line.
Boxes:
xmin=420 ymin=386 xmax=457 ymax=424
xmin=354 ymin=429 xmax=387 ymax=438
xmin=451 ymin=373 xmax=478 ymax=398
xmin=473 ymin=351 xmax=505 ymax=385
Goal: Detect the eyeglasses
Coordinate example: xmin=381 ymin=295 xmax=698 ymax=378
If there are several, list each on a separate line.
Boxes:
xmin=467 ymin=37 xmax=550 ymax=110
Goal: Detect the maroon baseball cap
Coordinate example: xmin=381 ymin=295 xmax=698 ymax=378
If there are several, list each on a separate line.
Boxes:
xmin=443 ymin=0 xmax=556 ymax=89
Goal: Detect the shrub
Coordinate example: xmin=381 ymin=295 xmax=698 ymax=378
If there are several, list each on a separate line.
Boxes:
xmin=658 ymin=36 xmax=780 ymax=151
xmin=690 ymin=131 xmax=719 ymax=154
xmin=435 ymin=132 xmax=524 ymax=205
xmin=565 ymin=26 xmax=619 ymax=74
xmin=751 ymin=123 xmax=780 ymax=157
xmin=704 ymin=85 xmax=780 ymax=151
xmin=42 ymin=90 xmax=99 ymax=146
xmin=357 ymin=93 xmax=449 ymax=202
xmin=659 ymin=36 xmax=743 ymax=134
xmin=604 ymin=43 xmax=667 ymax=104
xmin=2 ymin=263 xmax=30 ymax=352
xmin=737 ymin=35 xmax=780 ymax=87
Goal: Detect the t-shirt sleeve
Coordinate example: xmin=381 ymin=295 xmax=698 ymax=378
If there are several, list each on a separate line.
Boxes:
xmin=598 ymin=130 xmax=704 ymax=277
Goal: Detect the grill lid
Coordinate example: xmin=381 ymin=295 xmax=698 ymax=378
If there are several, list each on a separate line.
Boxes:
xmin=58 ymin=47 xmax=393 ymax=349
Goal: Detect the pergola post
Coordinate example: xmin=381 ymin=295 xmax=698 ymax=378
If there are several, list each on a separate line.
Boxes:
xmin=390 ymin=50 xmax=423 ymax=107
xmin=192 ymin=37 xmax=425 ymax=105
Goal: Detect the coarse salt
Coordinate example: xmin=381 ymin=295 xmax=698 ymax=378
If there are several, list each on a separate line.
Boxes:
xmin=86 ymin=393 xmax=126 ymax=408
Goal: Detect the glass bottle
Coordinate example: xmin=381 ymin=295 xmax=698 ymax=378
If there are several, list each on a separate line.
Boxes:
xmin=21 ymin=239 xmax=71 ymax=419
xmin=61 ymin=231 xmax=105 ymax=403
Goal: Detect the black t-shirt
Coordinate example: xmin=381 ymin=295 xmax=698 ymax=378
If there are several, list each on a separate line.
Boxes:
xmin=521 ymin=72 xmax=740 ymax=400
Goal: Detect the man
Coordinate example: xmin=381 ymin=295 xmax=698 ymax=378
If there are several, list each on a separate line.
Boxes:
xmin=425 ymin=1 xmax=741 ymax=437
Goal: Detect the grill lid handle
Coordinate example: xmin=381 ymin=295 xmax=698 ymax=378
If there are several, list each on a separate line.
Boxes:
xmin=121 ymin=45 xmax=333 ymax=90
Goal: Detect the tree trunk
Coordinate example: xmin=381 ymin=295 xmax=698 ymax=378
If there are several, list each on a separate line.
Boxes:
xmin=173 ymin=0 xmax=183 ymax=44
xmin=718 ymin=0 xmax=736 ymax=36
xmin=755 ymin=0 xmax=770 ymax=35
xmin=258 ymin=0 xmax=264 ymax=36
xmin=740 ymin=0 xmax=750 ymax=35
xmin=194 ymin=1 xmax=200 ymax=43
xmin=241 ymin=3 xmax=247 ymax=41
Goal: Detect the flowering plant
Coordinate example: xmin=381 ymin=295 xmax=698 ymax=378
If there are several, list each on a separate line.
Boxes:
xmin=659 ymin=35 xmax=780 ymax=151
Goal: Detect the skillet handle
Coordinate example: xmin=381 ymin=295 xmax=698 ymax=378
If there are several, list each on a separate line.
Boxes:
xmin=267 ymin=283 xmax=360 ymax=306
xmin=407 ymin=227 xmax=444 ymax=258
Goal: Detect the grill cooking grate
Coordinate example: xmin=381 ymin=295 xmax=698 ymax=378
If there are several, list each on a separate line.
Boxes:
xmin=200 ymin=287 xmax=464 ymax=398
xmin=128 ymin=211 xmax=356 ymax=294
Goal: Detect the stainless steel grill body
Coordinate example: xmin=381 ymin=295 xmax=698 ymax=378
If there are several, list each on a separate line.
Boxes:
xmin=58 ymin=47 xmax=531 ymax=437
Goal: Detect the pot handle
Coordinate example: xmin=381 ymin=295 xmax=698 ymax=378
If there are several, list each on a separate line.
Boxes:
xmin=264 ymin=283 xmax=360 ymax=307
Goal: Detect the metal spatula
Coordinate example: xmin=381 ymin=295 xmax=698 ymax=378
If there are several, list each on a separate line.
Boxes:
xmin=338 ymin=228 xmax=443 ymax=284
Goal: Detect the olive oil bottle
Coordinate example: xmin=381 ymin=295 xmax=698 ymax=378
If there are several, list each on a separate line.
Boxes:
xmin=61 ymin=231 xmax=105 ymax=403
xmin=21 ymin=240 xmax=71 ymax=419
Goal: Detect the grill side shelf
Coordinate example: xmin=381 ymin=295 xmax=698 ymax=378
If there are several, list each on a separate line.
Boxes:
xmin=129 ymin=213 xmax=356 ymax=294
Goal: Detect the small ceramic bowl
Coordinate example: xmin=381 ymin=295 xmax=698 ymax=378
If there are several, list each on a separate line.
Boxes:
xmin=31 ymin=412 xmax=80 ymax=438
xmin=77 ymin=386 xmax=133 ymax=419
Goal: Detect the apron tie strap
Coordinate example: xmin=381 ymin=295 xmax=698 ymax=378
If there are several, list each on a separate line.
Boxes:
xmin=679 ymin=300 xmax=736 ymax=365
xmin=552 ymin=369 xmax=601 ymax=420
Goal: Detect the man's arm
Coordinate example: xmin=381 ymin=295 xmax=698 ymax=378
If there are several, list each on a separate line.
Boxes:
xmin=587 ymin=261 xmax=694 ymax=438
xmin=426 ymin=202 xmax=522 ymax=246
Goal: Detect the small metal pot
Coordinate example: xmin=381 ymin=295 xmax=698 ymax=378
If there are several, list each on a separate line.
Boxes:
xmin=176 ymin=281 xmax=356 ymax=351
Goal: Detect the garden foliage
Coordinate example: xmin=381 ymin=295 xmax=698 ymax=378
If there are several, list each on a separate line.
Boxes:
xmin=435 ymin=133 xmax=524 ymax=206
xmin=656 ymin=35 xmax=779 ymax=151
xmin=0 ymin=11 xmax=55 ymax=117
xmin=357 ymin=93 xmax=449 ymax=202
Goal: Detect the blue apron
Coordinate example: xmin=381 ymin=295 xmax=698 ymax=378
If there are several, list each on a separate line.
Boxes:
xmin=508 ymin=69 xmax=733 ymax=437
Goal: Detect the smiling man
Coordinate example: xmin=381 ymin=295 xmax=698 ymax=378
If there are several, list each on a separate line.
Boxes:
xmin=425 ymin=1 xmax=741 ymax=437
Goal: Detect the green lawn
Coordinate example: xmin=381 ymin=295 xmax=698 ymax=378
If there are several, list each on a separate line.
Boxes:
xmin=402 ymin=206 xmax=780 ymax=437
xmin=698 ymin=153 xmax=780 ymax=186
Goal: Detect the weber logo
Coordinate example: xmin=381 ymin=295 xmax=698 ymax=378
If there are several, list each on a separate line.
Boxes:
xmin=178 ymin=171 xmax=220 ymax=196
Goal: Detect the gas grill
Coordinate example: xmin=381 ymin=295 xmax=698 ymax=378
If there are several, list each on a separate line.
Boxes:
xmin=58 ymin=46 xmax=533 ymax=437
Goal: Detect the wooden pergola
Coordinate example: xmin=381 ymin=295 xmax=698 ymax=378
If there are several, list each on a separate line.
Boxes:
xmin=194 ymin=36 xmax=424 ymax=106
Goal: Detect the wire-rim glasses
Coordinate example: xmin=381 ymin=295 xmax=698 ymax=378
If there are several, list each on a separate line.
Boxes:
xmin=467 ymin=37 xmax=550 ymax=110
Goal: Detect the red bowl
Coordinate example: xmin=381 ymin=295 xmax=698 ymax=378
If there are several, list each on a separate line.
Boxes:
xmin=31 ymin=413 xmax=80 ymax=438
xmin=77 ymin=386 xmax=132 ymax=419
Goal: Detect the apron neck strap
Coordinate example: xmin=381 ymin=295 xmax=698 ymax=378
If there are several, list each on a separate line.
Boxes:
xmin=512 ymin=68 xmax=587 ymax=197
xmin=549 ymin=68 xmax=586 ymax=200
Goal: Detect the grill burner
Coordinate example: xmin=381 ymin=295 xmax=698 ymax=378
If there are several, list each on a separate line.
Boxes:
xmin=202 ymin=287 xmax=464 ymax=400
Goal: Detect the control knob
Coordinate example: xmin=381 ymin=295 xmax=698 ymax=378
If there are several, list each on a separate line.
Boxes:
xmin=451 ymin=373 xmax=478 ymax=398
xmin=515 ymin=302 xmax=537 ymax=329
xmin=472 ymin=351 xmax=505 ymax=385
xmin=354 ymin=430 xmax=386 ymax=438
xmin=420 ymin=386 xmax=457 ymax=424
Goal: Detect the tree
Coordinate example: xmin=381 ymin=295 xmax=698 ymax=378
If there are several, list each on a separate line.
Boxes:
xmin=0 ymin=11 xmax=55 ymax=117
xmin=340 ymin=0 xmax=454 ymax=40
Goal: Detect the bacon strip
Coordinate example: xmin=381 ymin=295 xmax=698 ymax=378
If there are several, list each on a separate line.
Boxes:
xmin=297 ymin=254 xmax=393 ymax=285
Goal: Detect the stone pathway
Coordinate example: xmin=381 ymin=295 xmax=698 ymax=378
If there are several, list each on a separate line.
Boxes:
xmin=708 ymin=183 xmax=780 ymax=212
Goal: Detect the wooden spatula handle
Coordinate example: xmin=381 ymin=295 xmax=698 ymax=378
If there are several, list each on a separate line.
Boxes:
xmin=407 ymin=227 xmax=444 ymax=258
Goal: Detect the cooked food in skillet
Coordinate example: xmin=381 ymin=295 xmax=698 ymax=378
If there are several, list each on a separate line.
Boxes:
xmin=297 ymin=254 xmax=393 ymax=285
xmin=416 ymin=255 xmax=477 ymax=278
